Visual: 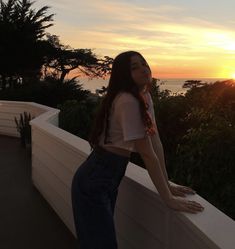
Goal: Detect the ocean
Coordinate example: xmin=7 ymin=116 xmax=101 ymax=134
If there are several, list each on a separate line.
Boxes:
xmin=78 ymin=78 xmax=229 ymax=95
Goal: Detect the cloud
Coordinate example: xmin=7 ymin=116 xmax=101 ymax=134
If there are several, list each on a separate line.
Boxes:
xmin=34 ymin=0 xmax=235 ymax=77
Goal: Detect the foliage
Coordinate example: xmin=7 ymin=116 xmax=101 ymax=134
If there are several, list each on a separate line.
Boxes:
xmin=0 ymin=0 xmax=54 ymax=87
xmin=95 ymin=85 xmax=108 ymax=96
xmin=14 ymin=111 xmax=34 ymax=147
xmin=182 ymin=80 xmax=207 ymax=89
xmin=35 ymin=77 xmax=91 ymax=107
xmin=149 ymin=79 xmax=191 ymax=165
xmin=0 ymin=1 xmax=113 ymax=90
xmin=58 ymin=97 xmax=100 ymax=140
xmin=42 ymin=34 xmax=113 ymax=82
xmin=171 ymin=111 xmax=235 ymax=219
xmin=0 ymin=77 xmax=91 ymax=108
xmin=164 ymin=80 xmax=235 ymax=220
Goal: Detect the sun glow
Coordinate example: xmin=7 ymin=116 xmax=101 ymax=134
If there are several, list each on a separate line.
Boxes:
xmin=232 ymin=73 xmax=235 ymax=79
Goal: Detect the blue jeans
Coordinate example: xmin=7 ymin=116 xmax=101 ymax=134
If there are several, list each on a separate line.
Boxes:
xmin=71 ymin=146 xmax=129 ymax=249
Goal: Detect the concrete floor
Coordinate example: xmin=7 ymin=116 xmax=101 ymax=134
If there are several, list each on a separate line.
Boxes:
xmin=0 ymin=135 xmax=78 ymax=249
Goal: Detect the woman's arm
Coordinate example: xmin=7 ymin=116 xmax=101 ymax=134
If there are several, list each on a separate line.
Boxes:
xmin=150 ymin=129 xmax=170 ymax=187
xmin=133 ymin=136 xmax=204 ymax=213
xmin=150 ymin=127 xmax=197 ymax=196
xmin=134 ymin=135 xmax=172 ymax=203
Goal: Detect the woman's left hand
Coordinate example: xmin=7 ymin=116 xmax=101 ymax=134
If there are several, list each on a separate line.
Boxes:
xmin=169 ymin=182 xmax=196 ymax=197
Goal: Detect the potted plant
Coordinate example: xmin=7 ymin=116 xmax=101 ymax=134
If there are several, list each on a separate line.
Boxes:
xmin=14 ymin=112 xmax=34 ymax=155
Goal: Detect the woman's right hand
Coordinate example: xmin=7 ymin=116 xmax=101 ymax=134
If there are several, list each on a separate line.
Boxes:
xmin=165 ymin=196 xmax=205 ymax=214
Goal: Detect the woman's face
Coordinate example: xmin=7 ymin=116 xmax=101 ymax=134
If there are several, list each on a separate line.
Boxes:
xmin=130 ymin=54 xmax=152 ymax=90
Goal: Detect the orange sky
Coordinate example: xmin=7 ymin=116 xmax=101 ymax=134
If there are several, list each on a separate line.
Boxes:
xmin=36 ymin=0 xmax=235 ymax=79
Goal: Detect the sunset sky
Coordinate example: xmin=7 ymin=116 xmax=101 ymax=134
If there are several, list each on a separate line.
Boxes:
xmin=35 ymin=0 xmax=235 ymax=79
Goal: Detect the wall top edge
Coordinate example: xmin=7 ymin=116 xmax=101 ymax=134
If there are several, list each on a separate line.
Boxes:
xmin=0 ymin=101 xmax=58 ymax=112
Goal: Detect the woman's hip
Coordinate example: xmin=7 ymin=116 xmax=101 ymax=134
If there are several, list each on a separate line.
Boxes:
xmin=72 ymin=147 xmax=129 ymax=195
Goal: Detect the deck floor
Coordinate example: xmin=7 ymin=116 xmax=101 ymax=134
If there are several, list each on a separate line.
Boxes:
xmin=0 ymin=135 xmax=78 ymax=249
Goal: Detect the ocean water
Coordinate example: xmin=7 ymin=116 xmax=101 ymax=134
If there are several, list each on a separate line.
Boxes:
xmin=79 ymin=77 xmax=229 ymax=95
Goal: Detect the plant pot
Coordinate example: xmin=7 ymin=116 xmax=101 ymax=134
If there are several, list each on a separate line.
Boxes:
xmin=25 ymin=143 xmax=32 ymax=158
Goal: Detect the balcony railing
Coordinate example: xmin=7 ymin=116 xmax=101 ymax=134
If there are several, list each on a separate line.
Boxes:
xmin=0 ymin=100 xmax=234 ymax=249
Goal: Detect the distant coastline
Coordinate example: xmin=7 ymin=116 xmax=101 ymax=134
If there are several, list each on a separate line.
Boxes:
xmin=79 ymin=77 xmax=229 ymax=94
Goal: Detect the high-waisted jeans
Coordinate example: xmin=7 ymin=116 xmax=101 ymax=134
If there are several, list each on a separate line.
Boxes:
xmin=71 ymin=146 xmax=130 ymax=249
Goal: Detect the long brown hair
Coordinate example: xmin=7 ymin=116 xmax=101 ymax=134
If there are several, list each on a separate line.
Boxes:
xmin=88 ymin=51 xmax=156 ymax=149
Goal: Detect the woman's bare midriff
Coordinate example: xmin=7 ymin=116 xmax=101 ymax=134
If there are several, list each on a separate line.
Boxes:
xmin=101 ymin=145 xmax=131 ymax=158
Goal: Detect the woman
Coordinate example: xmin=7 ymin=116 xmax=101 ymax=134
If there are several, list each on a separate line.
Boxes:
xmin=71 ymin=51 xmax=204 ymax=249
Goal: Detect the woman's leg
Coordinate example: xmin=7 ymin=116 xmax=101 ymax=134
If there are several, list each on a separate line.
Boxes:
xmin=71 ymin=149 xmax=129 ymax=249
xmin=72 ymin=170 xmax=118 ymax=249
xmin=110 ymin=188 xmax=119 ymax=217
xmin=81 ymin=193 xmax=117 ymax=249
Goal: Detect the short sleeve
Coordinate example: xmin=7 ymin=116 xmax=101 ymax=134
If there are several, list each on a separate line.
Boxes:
xmin=116 ymin=94 xmax=146 ymax=141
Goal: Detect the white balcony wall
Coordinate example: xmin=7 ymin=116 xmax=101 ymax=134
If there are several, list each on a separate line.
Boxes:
xmin=0 ymin=100 xmax=234 ymax=249
xmin=0 ymin=101 xmax=50 ymax=137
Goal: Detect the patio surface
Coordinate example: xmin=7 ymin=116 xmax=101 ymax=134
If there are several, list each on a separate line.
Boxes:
xmin=0 ymin=135 xmax=78 ymax=249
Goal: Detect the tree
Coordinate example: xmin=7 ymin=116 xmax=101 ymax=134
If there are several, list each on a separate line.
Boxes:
xmin=172 ymin=108 xmax=235 ymax=219
xmin=43 ymin=34 xmax=113 ymax=83
xmin=183 ymin=80 xmax=206 ymax=89
xmin=0 ymin=1 xmax=113 ymax=90
xmin=0 ymin=0 xmax=54 ymax=89
xmin=95 ymin=86 xmax=108 ymax=96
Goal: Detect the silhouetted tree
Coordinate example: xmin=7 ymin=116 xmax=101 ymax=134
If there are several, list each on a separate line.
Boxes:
xmin=95 ymin=86 xmax=108 ymax=96
xmin=0 ymin=0 xmax=54 ymax=89
xmin=183 ymin=80 xmax=206 ymax=89
xmin=43 ymin=34 xmax=113 ymax=82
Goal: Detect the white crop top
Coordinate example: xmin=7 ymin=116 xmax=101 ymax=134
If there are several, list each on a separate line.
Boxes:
xmin=98 ymin=91 xmax=156 ymax=152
